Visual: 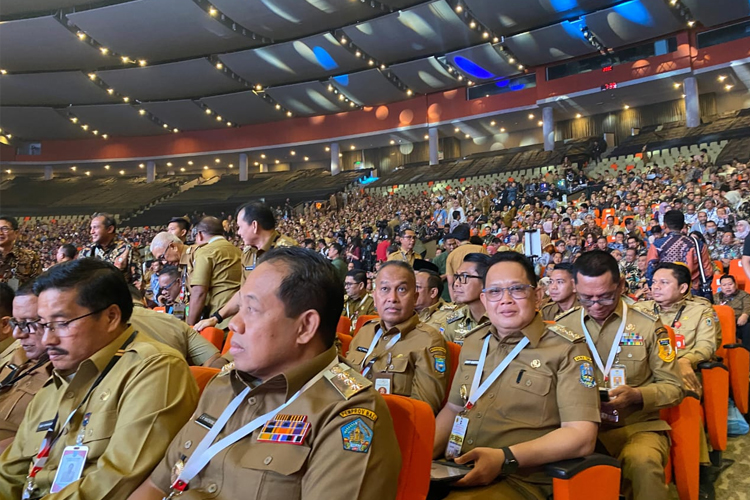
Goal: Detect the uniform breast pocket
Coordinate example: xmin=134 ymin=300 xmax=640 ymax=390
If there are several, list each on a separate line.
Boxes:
xmin=240 ymin=443 xmax=310 ymax=498
xmin=347 ymin=350 xmax=366 ymax=366
xmin=386 ymin=357 xmax=414 ymax=396
xmin=81 ymin=409 xmax=117 ymax=459
xmin=619 ymin=346 xmax=648 ymax=386
xmin=502 ymin=368 xmax=553 ymax=426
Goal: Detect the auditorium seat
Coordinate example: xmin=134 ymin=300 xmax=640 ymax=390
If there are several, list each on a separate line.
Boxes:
xmin=222 ymin=330 xmax=233 ymax=356
xmin=337 ymin=332 xmax=352 ymax=356
xmin=200 ymin=327 xmax=225 ymax=351
xmin=190 ymin=366 xmax=220 ymax=396
xmin=354 ymin=315 xmax=379 ymax=335
xmin=728 ymin=260 xmax=746 ymax=288
xmin=714 ymin=305 xmax=749 ymax=414
xmin=337 ymin=316 xmax=352 ymax=335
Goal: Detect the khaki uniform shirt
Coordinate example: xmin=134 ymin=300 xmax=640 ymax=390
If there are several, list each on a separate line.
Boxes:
xmin=80 ymin=238 xmax=142 ymax=285
xmin=445 ymin=243 xmax=487 ymax=278
xmin=241 ymin=231 xmax=297 ymax=286
xmin=0 ymin=348 xmax=51 ymax=442
xmin=190 ymin=237 xmax=242 ymax=323
xmin=150 ymin=346 xmax=401 ymax=500
xmin=435 ymin=304 xmax=489 ymax=344
xmin=634 ymin=297 xmax=719 ymax=369
xmin=175 ymin=244 xmax=203 ymax=302
xmin=0 ymin=327 xmax=199 ymax=500
xmin=556 ymin=301 xmax=684 ymax=451
xmin=386 ymin=248 xmax=420 ymax=267
xmin=0 ymin=241 xmax=42 ymax=288
xmin=446 ymin=314 xmax=600 ymax=485
xmin=341 ymin=293 xmax=376 ymax=332
xmin=715 ymin=290 xmax=750 ymax=321
xmin=129 ymin=303 xmax=221 ymax=366
xmin=419 ymin=299 xmax=449 ymax=326
xmin=541 ymin=298 xmax=581 ymax=322
xmin=0 ymin=339 xmax=17 ymax=372
xmin=346 ymin=314 xmax=448 ymax=414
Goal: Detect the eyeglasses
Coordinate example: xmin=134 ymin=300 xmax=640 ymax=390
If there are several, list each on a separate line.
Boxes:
xmin=343 ymin=281 xmax=359 ymax=288
xmin=577 ymin=294 xmax=618 ymax=306
xmin=161 ymin=278 xmax=180 ymax=291
xmin=482 ymin=284 xmax=535 ymax=301
xmin=401 ymin=235 xmax=416 ymax=240
xmin=9 ymin=318 xmax=40 ymax=334
xmin=156 ymin=244 xmax=172 ymax=262
xmin=36 ymin=307 xmax=108 ymax=337
xmin=455 ymin=273 xmax=483 ymax=285
xmin=0 ymin=227 xmax=13 ymax=233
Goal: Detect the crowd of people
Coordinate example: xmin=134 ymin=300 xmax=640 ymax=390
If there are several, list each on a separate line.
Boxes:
xmin=0 ymin=148 xmax=747 ymax=500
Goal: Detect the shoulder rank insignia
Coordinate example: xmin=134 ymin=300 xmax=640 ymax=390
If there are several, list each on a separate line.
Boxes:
xmin=440 ymin=303 xmax=458 ymax=312
xmin=324 ymin=363 xmax=372 ymax=399
xmin=218 ymin=361 xmax=235 ymax=376
xmin=553 ymin=306 xmax=581 ymax=321
xmin=446 ymin=310 xmax=465 ymax=324
xmin=632 ymin=306 xmax=659 ymax=322
xmin=547 ymin=324 xmax=584 ymax=343
xmin=464 ymin=321 xmax=492 ymax=339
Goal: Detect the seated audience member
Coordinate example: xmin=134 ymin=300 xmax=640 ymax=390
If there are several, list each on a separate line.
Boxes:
xmin=715 ymin=273 xmax=750 ymax=347
xmin=341 ymin=269 xmax=376 ymax=331
xmin=156 ymin=266 xmax=187 ymax=318
xmin=346 ymin=261 xmax=448 ymax=414
xmin=415 ymin=266 xmax=448 ymax=326
xmin=79 ymin=213 xmax=142 ymax=286
xmin=0 ymin=283 xmax=15 ymax=367
xmin=541 ymin=263 xmax=579 ymax=321
xmin=436 ymin=253 xmax=491 ymax=344
xmin=0 ymin=258 xmax=198 ymax=500
xmin=431 ymin=252 xmax=599 ymax=499
xmin=0 ymin=216 xmax=42 ymax=290
xmin=129 ymin=247 xmax=401 ymax=500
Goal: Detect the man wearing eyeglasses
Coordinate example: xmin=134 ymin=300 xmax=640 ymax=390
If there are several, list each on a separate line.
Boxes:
xmin=555 ymin=251 xmax=684 ymax=500
xmin=0 ymin=258 xmax=198 ymax=500
xmin=435 ymin=254 xmax=490 ymax=345
xmin=155 ymin=266 xmax=187 ymax=320
xmin=149 ymin=232 xmax=200 ymax=308
xmin=341 ymin=270 xmax=375 ymax=333
xmin=0 ymin=216 xmax=41 ymax=291
xmin=444 ymin=225 xmax=487 ymax=302
xmin=0 ymin=283 xmax=17 ymax=374
xmin=387 ymin=228 xmax=422 ymax=267
xmin=431 ymin=252 xmax=600 ymax=499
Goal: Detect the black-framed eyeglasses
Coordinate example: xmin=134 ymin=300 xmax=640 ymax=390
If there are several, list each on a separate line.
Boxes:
xmin=9 ymin=318 xmax=40 ymax=334
xmin=482 ymin=284 xmax=535 ymax=302
xmin=577 ymin=294 xmax=618 ymax=306
xmin=161 ymin=278 xmax=180 ymax=291
xmin=455 ymin=273 xmax=483 ymax=285
xmin=0 ymin=226 xmax=13 ymax=233
xmin=36 ymin=307 xmax=109 ymax=337
xmin=343 ymin=281 xmax=359 ymax=288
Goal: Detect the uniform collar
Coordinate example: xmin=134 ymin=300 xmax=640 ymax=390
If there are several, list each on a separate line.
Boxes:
xmin=654 ymin=297 xmax=686 ymax=313
xmin=380 ymin=313 xmax=420 ymax=338
xmin=0 ymin=336 xmax=15 ymax=355
xmin=179 ymin=246 xmax=193 ymax=266
xmin=420 ymin=299 xmax=444 ymax=319
xmin=484 ymin=312 xmax=546 ymax=348
xmin=258 ymin=230 xmax=280 ymax=254
xmin=207 ymin=236 xmax=225 ymax=245
xmin=583 ymin=298 xmax=625 ymax=326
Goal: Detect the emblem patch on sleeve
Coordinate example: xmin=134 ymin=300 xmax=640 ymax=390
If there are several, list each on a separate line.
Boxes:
xmin=341 ymin=418 xmax=373 ymax=453
xmin=658 ymin=338 xmax=676 ymax=363
xmin=434 ymin=355 xmax=446 ymax=373
xmin=579 ymin=362 xmax=596 ymax=388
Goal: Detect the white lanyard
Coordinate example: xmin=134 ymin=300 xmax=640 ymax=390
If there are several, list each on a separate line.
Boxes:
xmin=361 ymin=327 xmax=401 ymax=376
xmin=172 ymin=359 xmax=336 ymax=491
xmin=467 ymin=335 xmax=530 ymax=409
xmin=579 ymin=302 xmax=628 ymax=380
xmin=346 ymin=294 xmax=369 ymax=317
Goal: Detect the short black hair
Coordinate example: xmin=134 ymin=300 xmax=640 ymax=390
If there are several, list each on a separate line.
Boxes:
xmin=485 ymin=252 xmax=537 ymax=287
xmin=416 ymin=269 xmax=444 ymax=297
xmin=664 ymin=210 xmax=685 ymax=231
xmin=720 ymin=274 xmax=736 ymax=285
xmin=32 ymin=258 xmax=133 ymax=322
xmin=127 ymin=284 xmax=143 ymax=302
xmin=14 ymin=280 xmax=36 ymax=298
xmin=463 ymin=253 xmax=491 ymax=280
xmin=550 ymin=262 xmax=574 ymax=277
xmin=195 ymin=216 xmax=224 ymax=237
xmin=0 ymin=216 xmax=18 ymax=231
xmin=329 ymin=242 xmax=343 ymax=254
xmin=655 ymin=262 xmax=691 ymax=288
xmin=168 ymin=217 xmax=190 ymax=232
xmin=572 ymin=250 xmax=620 ymax=284
xmin=92 ymin=212 xmax=117 ymax=231
xmin=59 ymin=244 xmax=78 ymax=260
xmin=259 ymin=247 xmax=344 ymax=349
xmin=378 ymin=260 xmax=415 ymax=280
xmin=237 ymin=201 xmax=275 ymax=231
xmin=157 ymin=265 xmax=181 ymax=281
xmin=346 ymin=269 xmax=367 ymax=284
xmin=0 ymin=283 xmax=15 ymax=317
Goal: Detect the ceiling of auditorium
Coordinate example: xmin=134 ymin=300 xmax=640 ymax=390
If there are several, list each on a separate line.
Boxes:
xmin=0 ymin=0 xmax=748 ymax=146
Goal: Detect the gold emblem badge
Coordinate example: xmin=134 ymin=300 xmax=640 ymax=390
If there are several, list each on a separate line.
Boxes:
xmin=530 ymin=359 xmax=541 ymax=369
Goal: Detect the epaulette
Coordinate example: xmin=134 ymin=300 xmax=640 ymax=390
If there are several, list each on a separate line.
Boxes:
xmin=218 ymin=361 xmax=235 ymax=377
xmin=324 ymin=362 xmax=372 ymax=400
xmin=687 ymin=294 xmax=712 ymax=306
xmin=631 ymin=306 xmax=659 ymax=322
xmin=439 ymin=303 xmax=459 ymax=312
xmin=445 ymin=306 xmax=466 ymax=324
xmin=554 ymin=305 xmax=581 ymax=321
xmin=547 ymin=324 xmax=584 ymax=343
xmin=464 ymin=321 xmax=492 ymax=339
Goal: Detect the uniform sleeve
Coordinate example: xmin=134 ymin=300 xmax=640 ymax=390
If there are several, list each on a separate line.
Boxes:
xmin=681 ymin=308 xmax=717 ymax=369
xmin=185 ymin=324 xmax=221 ymax=366
xmin=189 ymin=249 xmax=213 ymax=288
xmin=409 ymin=333 xmax=448 ymax=415
xmin=445 ymin=253 xmax=456 ymax=277
xmin=302 ymin=393 xmax=401 ymax=500
xmin=45 ymin=354 xmax=199 ymax=500
xmin=555 ymin=342 xmax=601 ymax=423
xmin=447 ymin=338 xmax=474 ymax=408
xmin=0 ymin=388 xmax=43 ymax=497
xmin=640 ymin=325 xmax=685 ymax=414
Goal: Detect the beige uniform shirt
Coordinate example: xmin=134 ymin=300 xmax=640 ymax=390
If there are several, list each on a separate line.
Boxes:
xmin=435 ymin=304 xmax=489 ymax=345
xmin=541 ymin=298 xmax=581 ymax=322
xmin=190 ymin=237 xmax=242 ymax=322
xmin=0 ymin=327 xmax=199 ymax=500
xmin=150 ymin=346 xmax=401 ymax=500
xmin=241 ymin=231 xmax=297 ymax=285
xmin=341 ymin=294 xmax=376 ymax=331
xmin=0 ymin=339 xmax=18 ymax=372
xmin=0 ymin=350 xmax=51 ymax=442
xmin=446 ymin=314 xmax=601 ymax=486
xmin=445 ymin=243 xmax=487 ymax=278
xmin=346 ymin=314 xmax=448 ymax=414
xmin=386 ymin=249 xmax=420 ymax=267
xmin=419 ymin=299 xmax=448 ymax=326
xmin=556 ymin=301 xmax=684 ymax=452
xmin=634 ymin=297 xmax=719 ymax=369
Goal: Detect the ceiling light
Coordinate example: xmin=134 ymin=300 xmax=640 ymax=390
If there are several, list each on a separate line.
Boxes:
xmin=119 ymin=170 xmax=125 ymax=175
xmin=325 ymin=147 xmax=330 ymax=152
xmin=255 ymin=84 xmax=263 ymax=91
xmin=492 ymin=36 xmax=499 ymax=43
xmin=85 ymin=171 xmax=90 ymax=176
xmin=226 ymin=122 xmax=232 ymax=127
xmin=81 ymin=124 xmax=89 ymax=131
xmin=575 ymin=113 xmax=582 ymax=118
xmin=121 ymin=56 xmax=129 ymax=63
xmin=286 ymin=111 xmax=293 ymax=117
xmin=454 ymin=127 xmax=460 ymax=132
xmin=508 ymin=57 xmax=515 ymax=64
xmin=215 ymin=62 xmax=223 ymax=70
xmin=102 ymin=134 xmax=108 ymax=139
xmin=253 ymin=162 xmax=259 ymax=166
xmin=455 ymin=4 xmax=463 ymax=13
xmin=107 ymin=88 xmax=114 ymax=94
xmin=0 ymin=69 xmax=6 ymax=75
xmin=203 ymin=165 xmax=209 ymax=170
xmin=687 ymin=20 xmax=695 ymax=27
xmin=188 ymin=161 xmax=193 ymax=165
xmin=490 ymin=120 xmax=496 ymax=126
xmin=673 ymin=82 xmax=681 ymax=89
xmin=390 ymin=140 xmax=396 ymax=145
xmin=624 ymin=104 xmax=630 ymax=110
xmin=464 ymin=134 xmax=470 ymax=139
xmin=406 ymin=89 xmax=413 ymax=96
xmin=88 ymin=73 xmax=97 ymax=80
xmin=216 ymin=115 xmax=222 ymax=121
xmin=368 ymin=59 xmax=375 ymax=66
xmin=138 ymin=60 xmax=147 ymax=66
xmin=205 ymin=108 xmax=212 ymax=114
xmin=350 ymin=101 xmax=356 ymax=107
xmin=4 ymin=170 xmax=9 ymax=174
xmin=537 ymin=120 xmax=543 ymax=126
xmin=122 ymin=97 xmax=129 ymax=102
xmin=77 ymin=32 xmax=86 ymax=40
xmin=167 ymin=162 xmax=173 ymax=167
xmin=327 ymin=84 xmax=334 ymax=92
xmin=424 ymin=134 xmax=429 ymax=140
xmin=173 ymin=128 xmax=179 ymax=133
xmin=528 ymin=113 xmax=534 ymax=119
xmin=304 ymin=156 xmax=309 ymax=161
xmin=261 ymin=154 xmax=266 ymax=159
xmin=380 ymin=64 xmax=386 ymax=69
xmin=180 ymin=167 xmax=185 ymax=172
xmin=275 ymin=104 xmax=281 ymax=110
xmin=499 ymin=127 xmax=506 ymax=132
xmin=682 ymin=93 xmax=686 ymax=98
xmin=725 ymin=84 xmax=734 ymax=91
xmin=718 ymin=75 xmax=727 ymax=82
xmin=71 ymin=166 xmax=77 ymax=171
xmin=338 ymin=94 xmax=345 ymax=101
xmin=518 ymin=64 xmax=524 ymax=70
xmin=70 ymin=117 xmax=78 ymax=123
xmin=104 ymin=165 xmax=110 ymax=170
xmin=339 ymin=153 xmax=343 ymax=157
xmin=163 ymin=123 xmax=169 ymax=128
xmin=340 ymin=36 xmax=347 ymax=44
xmin=139 ymin=109 xmax=146 ymax=115
xmin=92 ymin=130 xmax=99 ymax=135
xmin=290 ymin=151 xmax=296 ymax=156
xmin=5 ymin=134 xmax=10 ymax=139
xmin=275 ymin=159 xmax=280 ymax=164
xmin=139 ymin=163 xmax=144 ymax=168
xmin=208 ymin=6 xmax=218 ymax=16
xmin=469 ymin=21 xmax=476 ymax=28
xmin=215 ymin=158 xmax=220 ymax=163
xmin=350 ymin=145 xmax=356 ymax=150
xmin=100 ymin=47 xmax=109 ymax=55
xmin=457 ymin=75 xmax=463 ymax=81
xmin=228 ymin=164 xmax=234 ymax=168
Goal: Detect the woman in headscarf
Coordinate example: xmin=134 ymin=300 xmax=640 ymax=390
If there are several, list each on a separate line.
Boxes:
xmin=735 ymin=220 xmax=750 ymax=240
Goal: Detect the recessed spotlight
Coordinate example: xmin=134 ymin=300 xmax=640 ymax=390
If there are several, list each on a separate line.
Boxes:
xmin=528 ymin=113 xmax=534 ymax=119
xmin=138 ymin=59 xmax=147 ymax=66
xmin=286 ymin=111 xmax=293 ymax=117
xmin=454 ymin=127 xmax=460 ymax=133
xmin=203 ymin=165 xmax=209 ymax=170
xmin=173 ymin=128 xmax=179 ymax=133
xmin=85 ymin=171 xmax=90 ymax=176
xmin=208 ymin=6 xmax=218 ymax=16
xmin=465 ymin=134 xmax=470 ymax=139
xmin=166 ymin=162 xmax=172 ymax=167
xmin=390 ymin=140 xmax=395 ymax=145
xmin=253 ymin=162 xmax=259 ymax=166
xmin=205 ymin=108 xmax=212 ymax=114
xmin=725 ymin=84 xmax=734 ymax=91
xmin=575 ymin=113 xmax=582 ymax=119
xmin=71 ymin=166 xmax=77 ymax=171
xmin=304 ymin=156 xmax=309 ymax=161
xmin=275 ymin=159 xmax=280 ymax=164
xmin=180 ymin=167 xmax=185 ymax=172
xmin=102 ymin=134 xmax=108 ymax=139
xmin=104 ymin=165 xmax=110 ymax=170
xmin=139 ymin=163 xmax=145 ymax=168
xmin=119 ymin=170 xmax=125 ymax=175
xmin=290 ymin=151 xmax=296 ymax=156
xmin=455 ymin=4 xmax=463 ymax=13
xmin=469 ymin=21 xmax=476 ymax=28
xmin=718 ymin=75 xmax=727 ymax=82
xmin=216 ymin=115 xmax=222 ymax=121
xmin=215 ymin=62 xmax=223 ymax=70
xmin=350 ymin=145 xmax=356 ymax=150
xmin=260 ymin=154 xmax=266 ymax=159
xmin=188 ymin=161 xmax=193 ymax=165
xmin=624 ymin=104 xmax=630 ymax=110
xmin=499 ymin=127 xmax=506 ymax=132
xmin=77 ymin=32 xmax=86 ymax=40
xmin=139 ymin=109 xmax=147 ymax=115
xmin=325 ymin=147 xmax=330 ymax=152
xmin=226 ymin=122 xmax=232 ymax=127
xmin=100 ymin=47 xmax=109 ymax=55
xmin=215 ymin=158 xmax=221 ymax=163
xmin=228 ymin=164 xmax=234 ymax=168
xmin=673 ymin=82 xmax=681 ymax=89
xmin=537 ymin=120 xmax=543 ymax=126
xmin=490 ymin=120 xmax=496 ymax=126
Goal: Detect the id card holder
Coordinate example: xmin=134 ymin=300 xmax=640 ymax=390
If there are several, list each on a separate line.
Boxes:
xmin=6 ymin=277 xmax=19 ymax=292
xmin=675 ymin=334 xmax=686 ymax=350
xmin=609 ymin=365 xmax=627 ymax=389
xmin=600 ymin=409 xmax=619 ymax=423
xmin=445 ymin=415 xmax=469 ymax=459
xmin=50 ymin=446 xmax=88 ymax=493
xmin=173 ymin=303 xmax=186 ymax=321
xmin=374 ymin=373 xmax=393 ymax=395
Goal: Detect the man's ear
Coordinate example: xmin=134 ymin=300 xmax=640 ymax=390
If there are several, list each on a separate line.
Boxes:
xmin=295 ymin=309 xmax=321 ymax=346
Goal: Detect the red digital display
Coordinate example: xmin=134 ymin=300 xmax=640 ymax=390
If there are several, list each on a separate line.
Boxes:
xmin=602 ymin=65 xmax=613 ymax=72
xmin=601 ymin=82 xmax=617 ymax=90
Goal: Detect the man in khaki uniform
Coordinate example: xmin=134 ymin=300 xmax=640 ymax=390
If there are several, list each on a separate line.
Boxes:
xmin=0 ymin=284 xmax=15 ymax=366
xmin=0 ymin=217 xmax=42 ymax=290
xmin=346 ymin=261 xmax=448 ymax=414
xmin=436 ymin=254 xmax=490 ymax=344
xmin=129 ymin=247 xmax=401 ymax=500
xmin=541 ymin=263 xmax=580 ymax=321
xmin=715 ymin=273 xmax=750 ymax=346
xmin=556 ymin=251 xmax=684 ymax=500
xmin=0 ymin=283 xmax=50 ymax=452
xmin=432 ymin=252 xmax=600 ymax=500
xmin=0 ymin=258 xmax=198 ymax=500
xmin=445 ymin=225 xmax=487 ymax=301
xmin=387 ymin=228 xmax=421 ymax=266
xmin=414 ymin=267 xmax=448 ymax=326
xmin=342 ymin=270 xmax=376 ymax=332
xmin=187 ymin=217 xmax=242 ymax=327
xmin=194 ymin=202 xmax=295 ymax=332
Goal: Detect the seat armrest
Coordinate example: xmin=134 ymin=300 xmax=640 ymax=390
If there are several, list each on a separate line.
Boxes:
xmin=545 ymin=453 xmax=620 ymax=480
xmin=698 ymin=361 xmax=728 ymax=371
xmin=723 ymin=343 xmax=744 ymax=349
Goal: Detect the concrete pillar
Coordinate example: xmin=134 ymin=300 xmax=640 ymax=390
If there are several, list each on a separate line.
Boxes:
xmin=330 ymin=143 xmax=340 ymax=176
xmin=542 ymin=106 xmax=554 ymax=152
xmin=146 ymin=161 xmax=155 ymax=183
xmin=684 ymin=77 xmax=700 ymax=128
xmin=43 ymin=166 xmax=53 ymax=180
xmin=239 ymin=153 xmax=248 ymax=181
xmin=259 ymin=163 xmax=268 ymax=173
xmin=428 ymin=128 xmax=439 ymax=166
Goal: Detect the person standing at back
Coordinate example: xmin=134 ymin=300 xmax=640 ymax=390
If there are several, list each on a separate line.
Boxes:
xmin=444 ymin=225 xmax=486 ymax=302
xmin=79 ymin=213 xmax=141 ymax=286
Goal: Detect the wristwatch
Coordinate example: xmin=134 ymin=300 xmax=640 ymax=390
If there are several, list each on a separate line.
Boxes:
xmin=500 ymin=447 xmax=519 ymax=475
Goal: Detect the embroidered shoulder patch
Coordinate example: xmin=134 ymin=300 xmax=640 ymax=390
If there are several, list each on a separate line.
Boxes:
xmin=339 ymin=408 xmax=378 ymax=422
xmin=548 ymin=324 xmax=583 ymax=343
xmin=579 ymin=362 xmax=596 ymax=388
xmin=658 ymin=338 xmax=676 ymax=363
xmin=341 ymin=418 xmax=373 ymax=453
xmin=433 ymin=355 xmax=446 ymax=374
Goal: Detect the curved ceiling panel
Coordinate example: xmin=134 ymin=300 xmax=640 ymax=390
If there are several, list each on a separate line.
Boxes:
xmin=141 ymin=100 xmax=228 ymax=131
xmin=199 ymin=91 xmax=284 ymax=125
xmin=682 ymin=0 xmax=750 ymax=28
xmin=0 ymin=107 xmax=90 ymax=140
xmin=69 ymin=103 xmax=169 ymax=136
xmin=505 ymin=20 xmax=596 ymax=67
xmin=389 ymin=57 xmax=459 ymax=94
xmin=267 ymin=81 xmax=350 ymax=115
xmin=0 ymin=0 xmax=117 ymax=17
xmin=444 ymin=44 xmax=519 ymax=83
xmin=68 ymin=0 xmax=259 ymax=63
xmin=221 ymin=32 xmax=366 ymax=87
xmin=96 ymin=59 xmax=246 ymax=101
xmin=0 ymin=72 xmax=108 ymax=106
xmin=332 ymin=69 xmax=409 ymax=106
xmin=342 ymin=0 xmax=482 ymax=63
xmin=583 ymin=0 xmax=685 ymax=48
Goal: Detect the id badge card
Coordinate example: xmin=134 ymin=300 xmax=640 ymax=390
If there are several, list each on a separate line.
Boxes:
xmin=50 ymin=446 xmax=88 ymax=493
xmin=675 ymin=334 xmax=686 ymax=350
xmin=445 ymin=415 xmax=469 ymax=459
xmin=374 ymin=373 xmax=393 ymax=395
xmin=609 ymin=365 xmax=627 ymax=389
xmin=173 ymin=303 xmax=186 ymax=321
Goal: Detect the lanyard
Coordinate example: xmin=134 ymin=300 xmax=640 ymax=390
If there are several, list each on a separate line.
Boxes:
xmin=466 ymin=335 xmax=530 ymax=409
xmin=345 ymin=295 xmax=369 ymax=318
xmin=579 ymin=303 xmax=628 ymax=380
xmin=0 ymin=354 xmax=49 ymax=390
xmin=361 ymin=327 xmax=401 ymax=376
xmin=168 ymin=359 xmax=337 ymax=496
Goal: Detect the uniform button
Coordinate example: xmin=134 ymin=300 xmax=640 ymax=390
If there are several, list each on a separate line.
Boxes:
xmin=366 ymin=373 xmax=372 ymax=380
xmin=88 ymin=429 xmax=93 ymax=436
xmin=184 ymin=440 xmax=192 ymax=449
xmin=476 ymin=413 xmax=482 ymax=418
xmin=389 ymin=365 xmax=394 ymax=370
xmin=627 ymin=353 xmax=633 ymax=358
xmin=488 ymin=393 xmax=495 ymax=399
xmin=65 ymin=391 xmax=74 ymax=399
xmin=383 ymin=336 xmax=390 ymax=341
xmin=248 ymin=397 xmax=257 ymax=405
xmin=207 ymin=484 xmax=218 ymax=494
xmin=525 ymin=380 xmax=532 ymax=387
xmin=264 ymin=456 xmax=273 ymax=465
xmin=467 ymin=439 xmax=474 ymax=445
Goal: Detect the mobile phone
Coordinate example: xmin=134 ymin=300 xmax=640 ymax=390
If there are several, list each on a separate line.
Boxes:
xmin=599 ymin=389 xmax=611 ymax=402
xmin=431 ymin=460 xmax=474 ymax=482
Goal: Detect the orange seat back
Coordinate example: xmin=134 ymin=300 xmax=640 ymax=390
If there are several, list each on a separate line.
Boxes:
xmin=190 ymin=366 xmax=220 ymax=396
xmin=713 ymin=305 xmax=736 ymax=359
xmin=221 ymin=330 xmax=233 ymax=355
xmin=714 ymin=304 xmax=749 ymax=413
xmin=354 ymin=315 xmax=379 ymax=335
xmin=700 ymin=363 xmax=729 ymax=451
xmin=729 ymin=260 xmax=746 ymax=287
xmin=337 ymin=332 xmax=353 ymax=356
xmin=661 ymin=393 xmax=701 ymax=500
xmin=337 ymin=316 xmax=352 ymax=335
xmin=442 ymin=342 xmax=462 ymax=407
xmin=383 ymin=395 xmax=435 ymax=500
xmin=551 ymin=463 xmax=621 ymax=500
xmin=200 ymin=327 xmax=225 ymax=351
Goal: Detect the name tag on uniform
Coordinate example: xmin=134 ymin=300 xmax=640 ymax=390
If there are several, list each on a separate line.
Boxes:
xmin=195 ymin=413 xmax=217 ymax=430
xmin=356 ymin=347 xmax=368 ymax=353
xmin=374 ymin=373 xmax=393 ymax=395
xmin=609 ymin=365 xmax=627 ymax=389
xmin=50 ymin=446 xmax=88 ymax=493
xmin=464 ymin=360 xmax=479 ymax=366
xmin=37 ymin=419 xmax=56 ymax=432
xmin=445 ymin=416 xmax=469 ymax=459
